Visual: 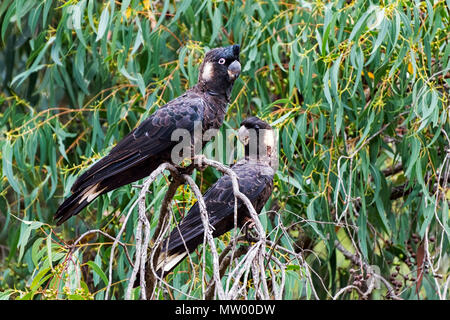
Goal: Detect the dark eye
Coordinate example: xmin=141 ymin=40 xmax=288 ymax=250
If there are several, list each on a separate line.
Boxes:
xmin=218 ymin=58 xmax=226 ymax=65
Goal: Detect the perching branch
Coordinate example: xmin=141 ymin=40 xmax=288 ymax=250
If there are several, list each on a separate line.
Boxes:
xmin=334 ymin=239 xmax=403 ymax=300
xmin=145 ymin=173 xmax=184 ymax=299
xmin=104 ymin=162 xmax=178 ymax=300
xmin=182 ymin=174 xmax=225 ymax=299
xmin=107 ymin=156 xmax=293 ymax=300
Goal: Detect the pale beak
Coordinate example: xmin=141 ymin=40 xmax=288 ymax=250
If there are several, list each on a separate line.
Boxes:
xmin=228 ymin=60 xmax=241 ymax=81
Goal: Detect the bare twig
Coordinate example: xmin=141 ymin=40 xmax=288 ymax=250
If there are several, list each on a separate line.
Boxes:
xmin=145 ymin=170 xmax=183 ymax=299
xmin=105 ymin=156 xmax=292 ymax=300
xmin=334 ymin=239 xmax=403 ymax=300
xmin=105 ymin=162 xmax=177 ymax=300
xmin=183 ymin=174 xmax=225 ymax=299
xmin=71 ymin=229 xmax=134 ymax=266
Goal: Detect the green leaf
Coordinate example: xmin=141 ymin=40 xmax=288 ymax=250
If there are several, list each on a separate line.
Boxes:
xmin=272 ymin=42 xmax=286 ymax=72
xmin=87 ymin=261 xmax=109 ymax=286
xmin=0 ymin=289 xmax=14 ymax=300
xmin=405 ymin=137 xmax=420 ymax=177
xmin=210 ymin=7 xmax=222 ymax=44
xmin=72 ymin=0 xmax=87 ymax=47
xmin=2 ymin=140 xmax=21 ymax=193
xmin=46 ymin=232 xmax=53 ymax=271
xmin=96 ymin=4 xmax=110 ymax=42
xmin=31 ymin=237 xmax=45 ymax=268
xmin=11 ymin=36 xmax=55 ymax=86
xmin=30 ymin=267 xmax=51 ymax=291
xmin=18 ymin=221 xmax=44 ymax=262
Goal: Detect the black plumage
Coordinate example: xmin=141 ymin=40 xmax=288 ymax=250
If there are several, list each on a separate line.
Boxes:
xmin=156 ymin=117 xmax=276 ymax=276
xmin=55 ymin=45 xmax=241 ymax=225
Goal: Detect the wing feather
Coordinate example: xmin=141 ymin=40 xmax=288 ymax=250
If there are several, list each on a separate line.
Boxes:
xmin=55 ymin=94 xmax=205 ymax=225
xmin=71 ymin=96 xmax=204 ymax=193
xmin=163 ymin=164 xmax=273 ymax=253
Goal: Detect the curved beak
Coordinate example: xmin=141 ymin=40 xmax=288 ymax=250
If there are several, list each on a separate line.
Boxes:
xmin=228 ymin=60 xmax=241 ymax=81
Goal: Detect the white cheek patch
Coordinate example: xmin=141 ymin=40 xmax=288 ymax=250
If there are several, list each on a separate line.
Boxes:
xmin=238 ymin=126 xmax=250 ymax=145
xmin=202 ymin=62 xmax=214 ymax=81
xmin=263 ymin=130 xmax=275 ymax=149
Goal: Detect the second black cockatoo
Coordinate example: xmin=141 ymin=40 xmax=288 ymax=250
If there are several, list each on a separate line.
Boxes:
xmin=155 ymin=117 xmax=277 ymax=277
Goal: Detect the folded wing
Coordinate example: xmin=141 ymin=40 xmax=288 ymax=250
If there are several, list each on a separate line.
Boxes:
xmin=156 ymin=163 xmax=273 ymax=275
xmin=55 ymin=96 xmax=204 ymax=225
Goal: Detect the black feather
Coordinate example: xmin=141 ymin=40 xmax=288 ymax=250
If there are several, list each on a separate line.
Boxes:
xmin=156 ymin=156 xmax=274 ymax=277
xmin=55 ymin=45 xmax=241 ymax=225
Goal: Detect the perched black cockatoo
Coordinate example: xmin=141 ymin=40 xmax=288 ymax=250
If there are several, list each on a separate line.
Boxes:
xmin=55 ymin=45 xmax=241 ymax=225
xmin=155 ymin=117 xmax=277 ymax=277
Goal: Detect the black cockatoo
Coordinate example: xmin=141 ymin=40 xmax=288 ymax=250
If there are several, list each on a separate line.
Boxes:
xmin=55 ymin=45 xmax=241 ymax=225
xmin=155 ymin=117 xmax=277 ymax=276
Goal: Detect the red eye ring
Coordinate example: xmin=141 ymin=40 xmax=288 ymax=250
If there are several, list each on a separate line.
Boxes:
xmin=218 ymin=58 xmax=226 ymax=65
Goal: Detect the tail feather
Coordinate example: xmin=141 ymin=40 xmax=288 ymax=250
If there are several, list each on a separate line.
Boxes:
xmin=155 ymin=250 xmax=189 ymax=277
xmin=153 ymin=209 xmax=209 ymax=277
xmin=154 ymin=230 xmax=204 ymax=277
xmin=70 ymin=152 xmax=141 ymax=193
xmin=54 ymin=183 xmax=104 ymax=225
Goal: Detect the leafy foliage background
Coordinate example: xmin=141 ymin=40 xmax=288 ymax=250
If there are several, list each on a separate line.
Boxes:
xmin=0 ymin=0 xmax=449 ymax=300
